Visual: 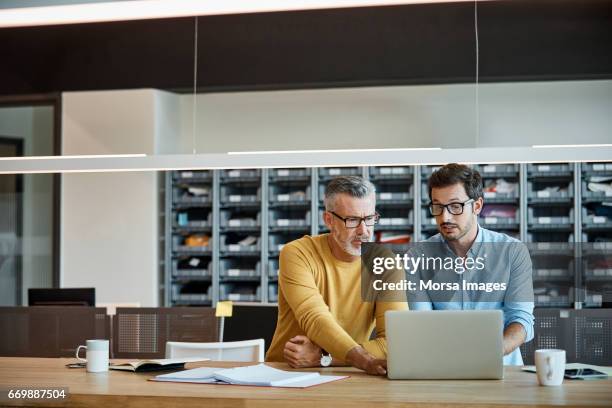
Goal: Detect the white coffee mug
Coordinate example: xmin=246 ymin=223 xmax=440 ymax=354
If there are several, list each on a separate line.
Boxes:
xmin=75 ymin=339 xmax=109 ymax=373
xmin=535 ymin=349 xmax=566 ymax=386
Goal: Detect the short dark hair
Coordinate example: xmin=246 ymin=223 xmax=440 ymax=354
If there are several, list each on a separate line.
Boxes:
xmin=428 ymin=163 xmax=483 ymax=201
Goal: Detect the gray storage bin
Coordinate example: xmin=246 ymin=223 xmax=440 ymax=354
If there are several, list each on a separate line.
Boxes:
xmin=219 ymin=283 xmax=261 ymax=302
xmin=420 ymin=165 xmax=442 ymax=176
xmin=535 ymin=294 xmax=571 ymax=308
xmin=528 ymin=181 xmax=573 ymax=200
xmin=319 ymin=167 xmax=360 ymax=177
xmin=582 ymin=208 xmax=612 ymax=227
xmin=482 ymin=190 xmax=518 ymax=200
xmin=220 ymin=169 xmax=261 ymax=179
xmin=172 ymin=259 xmax=213 ymax=278
xmin=370 ymin=166 xmax=413 ymax=176
xmin=269 ymin=234 xmax=299 ymax=254
xmin=377 ymin=191 xmax=412 ymax=201
xmin=172 ymin=235 xmax=212 ymax=253
xmin=172 ymin=284 xmax=213 ymax=303
xmin=378 ymin=210 xmax=413 ymax=227
xmin=269 ymin=185 xmax=311 ymax=203
xmin=525 ymin=233 xmax=575 ymax=243
xmin=220 ymin=186 xmax=261 ymax=203
xmin=582 ymin=181 xmax=612 ymax=200
xmin=220 ymin=211 xmax=260 ymax=228
xmin=172 ymin=185 xmax=212 ymax=204
xmin=271 ymin=168 xmax=309 ymax=178
xmin=532 ymin=268 xmax=572 ymax=280
xmin=582 ymin=163 xmax=612 ymax=173
xmin=421 ymin=183 xmax=432 ymax=202
xmin=176 ymin=211 xmax=212 ymax=228
xmin=584 ymin=268 xmax=612 ymax=280
xmin=481 ymin=211 xmax=519 ymax=227
xmin=219 ymin=259 xmax=260 ymax=278
xmin=173 ymin=170 xmax=212 ymax=181
xmin=474 ymin=163 xmax=519 ymax=175
xmin=220 ymin=235 xmax=260 ymax=253
xmin=376 ymin=184 xmax=413 ymax=202
xmin=592 ymin=241 xmax=612 ymax=250
xmin=269 ymin=210 xmax=311 ymax=228
xmin=268 ymin=259 xmax=279 ymax=278
xmin=583 ymin=294 xmax=603 ymax=308
xmin=527 ymin=163 xmax=572 ymax=176
xmin=528 ymin=208 xmax=574 ymax=226
xmin=268 ymin=284 xmax=278 ymax=303
xmin=420 ymin=208 xmax=439 ymax=228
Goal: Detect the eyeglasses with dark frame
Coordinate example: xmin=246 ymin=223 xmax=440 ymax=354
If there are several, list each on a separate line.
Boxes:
xmin=429 ymin=199 xmax=475 ymax=216
xmin=328 ymin=211 xmax=380 ymax=228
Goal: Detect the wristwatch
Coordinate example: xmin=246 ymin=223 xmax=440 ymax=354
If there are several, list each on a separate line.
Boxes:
xmin=320 ymin=350 xmax=332 ymax=367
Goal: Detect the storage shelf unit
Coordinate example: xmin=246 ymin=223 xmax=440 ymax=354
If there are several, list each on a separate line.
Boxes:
xmin=368 ymin=166 xmax=415 ymax=250
xmin=164 ymin=162 xmax=612 ymax=309
xmin=167 ymin=170 xmax=215 ymax=306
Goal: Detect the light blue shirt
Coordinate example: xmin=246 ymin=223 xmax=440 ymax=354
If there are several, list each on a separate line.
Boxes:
xmin=408 ymin=225 xmax=535 ymax=366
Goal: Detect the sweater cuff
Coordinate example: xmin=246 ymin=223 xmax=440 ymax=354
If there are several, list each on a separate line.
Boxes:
xmin=328 ymin=335 xmax=359 ymax=362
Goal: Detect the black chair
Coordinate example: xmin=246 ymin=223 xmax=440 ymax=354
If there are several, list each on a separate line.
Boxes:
xmin=28 ymin=288 xmax=95 ymax=306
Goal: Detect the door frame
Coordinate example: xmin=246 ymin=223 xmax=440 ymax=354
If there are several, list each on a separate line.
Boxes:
xmin=0 ymin=93 xmax=62 ymax=291
xmin=0 ymin=136 xmax=24 ymax=304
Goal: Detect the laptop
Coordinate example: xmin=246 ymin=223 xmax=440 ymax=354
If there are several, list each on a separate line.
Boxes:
xmin=386 ymin=310 xmax=504 ymax=380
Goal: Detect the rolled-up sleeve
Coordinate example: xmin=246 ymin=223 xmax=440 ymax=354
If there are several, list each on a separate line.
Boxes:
xmin=503 ymin=243 xmax=535 ymax=342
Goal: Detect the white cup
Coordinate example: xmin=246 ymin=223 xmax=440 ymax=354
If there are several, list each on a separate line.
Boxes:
xmin=76 ymin=339 xmax=109 ymax=373
xmin=535 ymin=349 xmax=566 ymax=386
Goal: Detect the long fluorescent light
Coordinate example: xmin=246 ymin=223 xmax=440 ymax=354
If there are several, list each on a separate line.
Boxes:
xmin=533 ymin=144 xmax=612 ymax=149
xmin=228 ymin=147 xmax=441 ymax=155
xmin=0 ymin=0 xmax=490 ymax=28
xmin=0 ymin=154 xmax=146 ymax=161
xmin=0 ymin=146 xmax=610 ymax=174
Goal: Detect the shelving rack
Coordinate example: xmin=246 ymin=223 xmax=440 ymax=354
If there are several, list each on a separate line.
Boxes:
xmin=164 ymin=162 xmax=612 ymax=310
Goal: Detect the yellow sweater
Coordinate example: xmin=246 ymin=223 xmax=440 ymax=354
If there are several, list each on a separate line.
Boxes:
xmin=265 ymin=234 xmax=407 ymax=362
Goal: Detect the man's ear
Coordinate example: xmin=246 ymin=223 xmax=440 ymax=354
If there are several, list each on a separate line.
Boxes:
xmin=473 ymin=197 xmax=484 ymax=215
xmin=323 ymin=210 xmax=333 ymax=230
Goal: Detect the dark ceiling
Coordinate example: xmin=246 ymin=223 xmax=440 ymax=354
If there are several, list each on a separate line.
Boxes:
xmin=0 ymin=0 xmax=610 ymax=96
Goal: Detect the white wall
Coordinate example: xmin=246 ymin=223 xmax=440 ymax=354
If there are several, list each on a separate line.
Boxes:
xmin=176 ymin=80 xmax=612 ymax=154
xmin=58 ymin=80 xmax=611 ymax=307
xmin=0 ymin=106 xmax=54 ymax=305
xmin=61 ymin=89 xmax=162 ymax=307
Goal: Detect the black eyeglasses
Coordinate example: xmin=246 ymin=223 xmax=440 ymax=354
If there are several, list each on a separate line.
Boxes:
xmin=329 ymin=211 xmax=380 ymax=228
xmin=429 ymin=199 xmax=474 ymax=216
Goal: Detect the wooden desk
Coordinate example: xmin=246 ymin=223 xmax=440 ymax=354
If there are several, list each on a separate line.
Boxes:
xmin=0 ymin=358 xmax=611 ymax=408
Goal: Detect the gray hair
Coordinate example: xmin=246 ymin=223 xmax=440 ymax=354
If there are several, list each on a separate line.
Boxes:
xmin=324 ymin=176 xmax=376 ymax=211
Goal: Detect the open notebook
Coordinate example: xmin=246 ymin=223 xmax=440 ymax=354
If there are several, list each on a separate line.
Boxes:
xmin=110 ymin=357 xmax=210 ymax=372
xmin=522 ymin=363 xmax=612 ymax=377
xmin=150 ymin=363 xmax=348 ymax=388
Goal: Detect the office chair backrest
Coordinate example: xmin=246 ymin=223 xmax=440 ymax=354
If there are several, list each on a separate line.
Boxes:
xmin=28 ymin=288 xmax=95 ymax=306
xmin=165 ymin=339 xmax=265 ymax=362
xmin=113 ymin=307 xmax=218 ymax=359
xmin=0 ymin=306 xmax=109 ymax=357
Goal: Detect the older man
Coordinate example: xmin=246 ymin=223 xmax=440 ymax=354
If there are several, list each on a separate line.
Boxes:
xmin=265 ymin=176 xmax=407 ymax=375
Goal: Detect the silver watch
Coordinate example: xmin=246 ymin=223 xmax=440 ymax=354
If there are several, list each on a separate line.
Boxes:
xmin=320 ymin=350 xmax=332 ymax=367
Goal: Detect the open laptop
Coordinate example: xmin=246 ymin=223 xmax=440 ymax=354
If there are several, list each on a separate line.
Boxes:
xmin=386 ymin=310 xmax=504 ymax=380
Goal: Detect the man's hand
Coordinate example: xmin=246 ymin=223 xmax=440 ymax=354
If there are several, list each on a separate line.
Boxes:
xmin=345 ymin=345 xmax=387 ymax=376
xmin=283 ymin=335 xmax=322 ymax=368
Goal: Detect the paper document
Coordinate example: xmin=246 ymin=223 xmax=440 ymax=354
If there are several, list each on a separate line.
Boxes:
xmin=151 ymin=363 xmax=348 ymax=388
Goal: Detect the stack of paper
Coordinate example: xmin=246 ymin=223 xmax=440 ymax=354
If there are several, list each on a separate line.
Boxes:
xmin=151 ymin=363 xmax=348 ymax=388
